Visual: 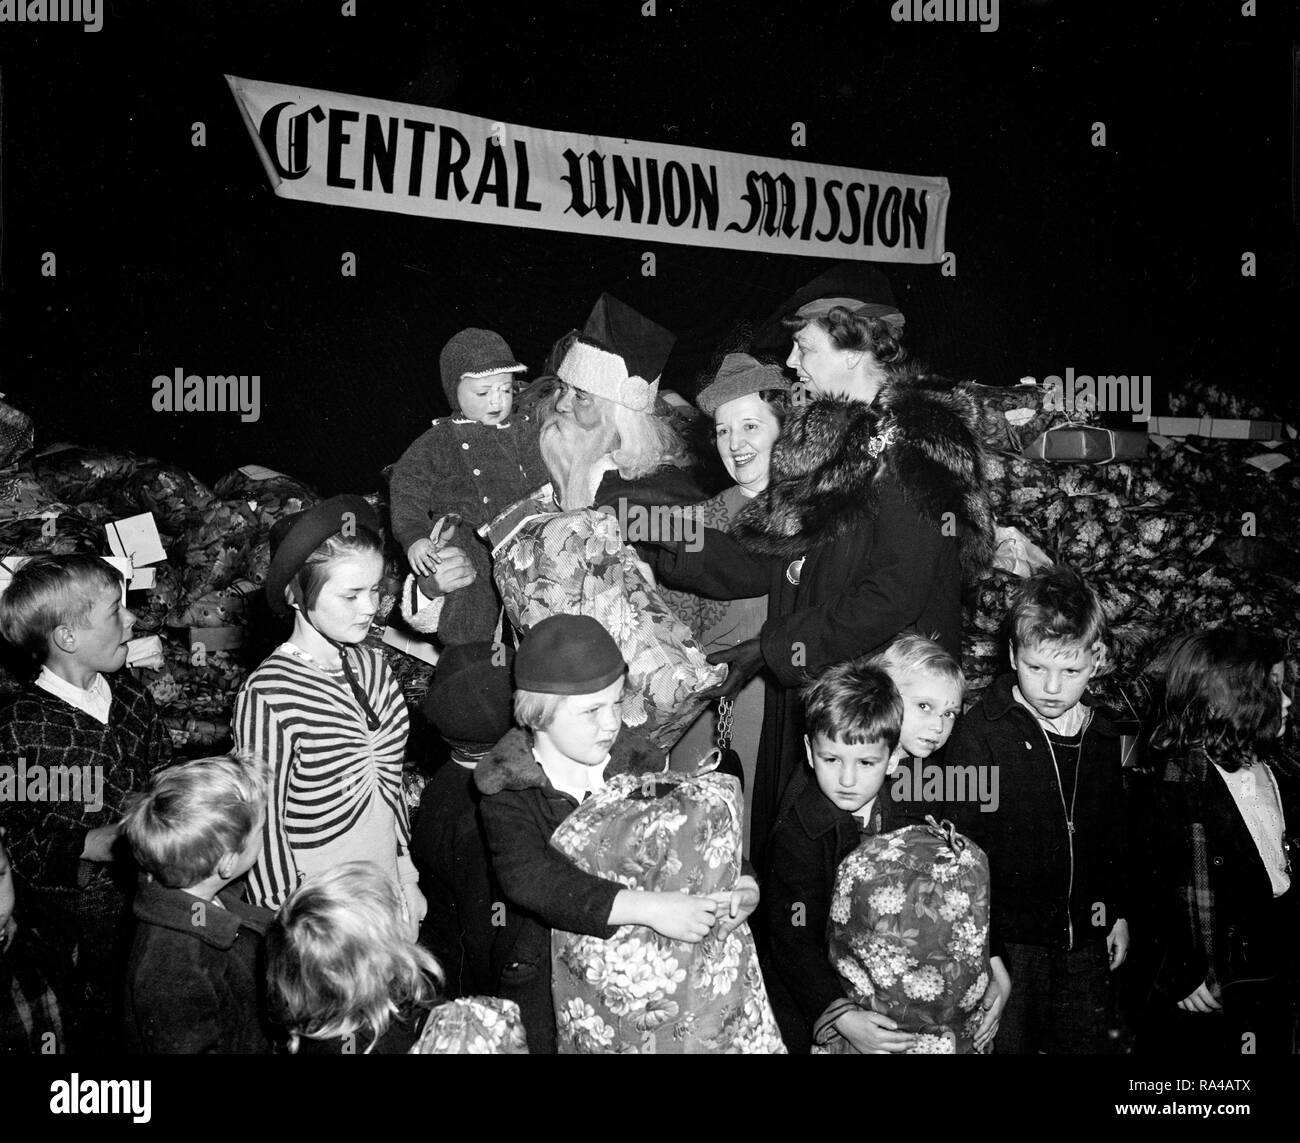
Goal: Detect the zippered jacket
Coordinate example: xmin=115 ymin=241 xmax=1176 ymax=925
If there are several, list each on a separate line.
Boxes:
xmin=941 ymin=673 xmax=1129 ymax=949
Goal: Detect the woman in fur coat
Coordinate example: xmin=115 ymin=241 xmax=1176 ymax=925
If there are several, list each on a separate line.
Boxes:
xmin=653 ymin=294 xmax=994 ymax=870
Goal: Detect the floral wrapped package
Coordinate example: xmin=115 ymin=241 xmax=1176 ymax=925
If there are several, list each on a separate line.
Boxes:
xmin=486 ymin=490 xmax=725 ymax=748
xmin=410 ymin=996 xmax=529 ymax=1054
xmin=820 ymin=818 xmax=991 ymax=1055
xmin=550 ymin=771 xmax=785 ymax=1054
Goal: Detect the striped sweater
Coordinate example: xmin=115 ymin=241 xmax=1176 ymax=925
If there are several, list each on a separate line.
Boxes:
xmin=233 ymin=643 xmax=415 ymax=910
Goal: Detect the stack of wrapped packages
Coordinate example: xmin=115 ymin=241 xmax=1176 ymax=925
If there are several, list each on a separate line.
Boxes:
xmin=0 ymin=408 xmax=434 ymax=803
xmin=967 ymin=378 xmax=1300 ymax=728
xmin=550 ymin=768 xmax=786 ymax=1053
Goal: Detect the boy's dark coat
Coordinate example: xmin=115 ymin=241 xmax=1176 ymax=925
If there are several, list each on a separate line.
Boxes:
xmin=410 ymin=760 xmax=496 ymax=999
xmin=760 ymin=776 xmax=906 ymax=1054
xmin=655 ymin=371 xmax=993 ymax=869
xmin=124 ymin=878 xmax=275 ymax=1054
xmin=474 ymin=724 xmax=665 ymax=1052
xmin=941 ymin=672 xmax=1128 ymax=950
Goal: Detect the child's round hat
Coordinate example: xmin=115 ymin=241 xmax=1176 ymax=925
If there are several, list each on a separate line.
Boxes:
xmin=264 ymin=494 xmax=380 ymax=620
xmin=440 ymin=328 xmax=526 ymax=408
xmin=514 ymin=615 xmax=625 ymax=695
xmin=422 ymin=640 xmax=515 ymax=749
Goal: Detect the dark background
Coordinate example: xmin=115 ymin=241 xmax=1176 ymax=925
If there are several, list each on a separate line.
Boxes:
xmin=2 ymin=0 xmax=1297 ymax=495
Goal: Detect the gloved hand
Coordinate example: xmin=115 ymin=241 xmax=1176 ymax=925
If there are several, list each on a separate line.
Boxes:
xmin=700 ymin=637 xmax=765 ymax=701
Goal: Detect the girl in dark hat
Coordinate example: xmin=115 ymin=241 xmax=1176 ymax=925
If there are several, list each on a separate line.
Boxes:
xmin=233 ymin=496 xmax=427 ymax=935
xmin=473 ymin=614 xmax=749 ymax=1052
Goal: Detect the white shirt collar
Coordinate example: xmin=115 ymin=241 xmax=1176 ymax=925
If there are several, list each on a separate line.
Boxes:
xmin=1012 ymin=685 xmax=1090 ymax=737
xmin=35 ymin=667 xmax=112 ymax=724
xmin=533 ymin=747 xmax=610 ymax=803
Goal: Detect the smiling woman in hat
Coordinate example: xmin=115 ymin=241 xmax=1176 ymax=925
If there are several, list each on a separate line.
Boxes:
xmin=653 ymin=269 xmax=995 ymax=872
xmin=664 ymin=353 xmax=791 ymax=855
xmin=233 ymin=495 xmax=426 ymax=935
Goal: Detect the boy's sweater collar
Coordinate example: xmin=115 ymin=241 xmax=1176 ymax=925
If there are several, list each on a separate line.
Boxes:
xmin=475 ymin=725 xmax=664 ymax=795
xmin=977 ymin=672 xmax=1119 ymax=737
xmin=132 ymin=878 xmax=270 ymax=949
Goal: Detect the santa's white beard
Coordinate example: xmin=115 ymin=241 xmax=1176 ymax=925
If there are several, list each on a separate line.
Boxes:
xmin=539 ymin=399 xmax=618 ymax=510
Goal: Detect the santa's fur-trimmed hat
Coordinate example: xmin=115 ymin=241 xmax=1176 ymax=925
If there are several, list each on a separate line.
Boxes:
xmin=556 ymin=295 xmax=675 ymax=414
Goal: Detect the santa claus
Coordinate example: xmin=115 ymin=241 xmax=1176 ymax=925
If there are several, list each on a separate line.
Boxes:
xmin=538 ymin=294 xmax=708 ymax=513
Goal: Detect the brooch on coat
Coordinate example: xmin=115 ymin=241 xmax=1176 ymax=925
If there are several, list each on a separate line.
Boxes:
xmin=867 ymin=425 xmax=897 ymax=459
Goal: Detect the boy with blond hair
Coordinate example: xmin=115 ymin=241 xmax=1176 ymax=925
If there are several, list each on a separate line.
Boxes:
xmin=0 ymin=554 xmax=172 ymax=1050
xmin=120 ymin=753 xmax=274 ymax=1053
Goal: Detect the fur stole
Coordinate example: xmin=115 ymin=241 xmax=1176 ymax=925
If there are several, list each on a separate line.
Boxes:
xmin=730 ymin=367 xmax=995 ymax=578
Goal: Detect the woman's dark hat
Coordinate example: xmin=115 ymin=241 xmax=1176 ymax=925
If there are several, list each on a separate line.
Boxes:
xmin=751 ymin=263 xmax=903 ymax=350
xmin=265 ymin=494 xmax=381 ymax=620
xmin=422 ymin=641 xmax=515 ymax=749
xmin=514 ymin=615 xmax=626 ymax=696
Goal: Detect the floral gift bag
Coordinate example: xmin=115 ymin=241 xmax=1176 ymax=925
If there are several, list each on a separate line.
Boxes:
xmin=550 ymin=771 xmax=786 ymax=1054
xmin=820 ymin=818 xmax=992 ymax=1055
xmin=410 ymin=997 xmax=529 ymax=1054
xmin=484 ymin=487 xmax=725 ymax=749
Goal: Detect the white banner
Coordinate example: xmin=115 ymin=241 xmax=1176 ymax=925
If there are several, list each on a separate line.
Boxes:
xmin=226 ymin=75 xmax=949 ymax=265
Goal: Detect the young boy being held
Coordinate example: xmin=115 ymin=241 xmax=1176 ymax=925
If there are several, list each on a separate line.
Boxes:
xmin=0 ymin=554 xmax=173 ymax=1050
xmin=474 ymin=614 xmax=757 ymax=1053
xmin=943 ymin=566 xmax=1129 ymax=1054
xmin=762 ymin=659 xmax=913 ymax=1054
xmin=388 ymin=328 xmax=549 ymax=645
xmin=119 ymin=753 xmax=275 ymax=1054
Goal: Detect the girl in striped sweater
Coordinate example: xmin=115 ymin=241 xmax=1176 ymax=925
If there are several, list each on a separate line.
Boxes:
xmin=233 ymin=496 xmax=427 ymax=934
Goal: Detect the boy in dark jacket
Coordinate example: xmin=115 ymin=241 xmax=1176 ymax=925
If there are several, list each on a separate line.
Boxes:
xmin=942 ymin=566 xmax=1130 ymax=1054
xmin=475 ymin=614 xmax=753 ymax=1053
xmin=0 ymin=554 xmax=173 ymax=1051
xmin=119 ymin=754 xmax=274 ymax=1054
xmin=762 ymin=659 xmax=907 ymax=1054
xmin=410 ymin=640 xmax=514 ymax=998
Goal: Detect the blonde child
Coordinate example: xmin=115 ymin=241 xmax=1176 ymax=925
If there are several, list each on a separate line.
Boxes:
xmin=267 ymin=861 xmax=526 ymax=1054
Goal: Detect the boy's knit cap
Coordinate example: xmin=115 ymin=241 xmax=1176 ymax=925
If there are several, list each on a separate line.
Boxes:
xmin=440 ymin=328 xmax=526 ymax=407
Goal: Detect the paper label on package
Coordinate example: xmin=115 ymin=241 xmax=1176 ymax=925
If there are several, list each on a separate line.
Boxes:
xmin=126 ymin=635 xmax=165 ymax=668
xmin=238 ymin=464 xmax=290 ymax=481
xmin=105 ymin=513 xmax=167 ymax=566
xmin=1244 ymin=452 xmax=1290 ymax=473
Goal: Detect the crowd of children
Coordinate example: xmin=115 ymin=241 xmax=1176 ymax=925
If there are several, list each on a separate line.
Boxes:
xmin=0 ymin=542 xmax=1293 ymax=1055
xmin=0 ymin=323 xmax=1293 ymax=1054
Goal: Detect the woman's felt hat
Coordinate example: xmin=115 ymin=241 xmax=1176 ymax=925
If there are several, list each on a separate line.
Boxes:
xmin=695 ymin=353 xmax=791 ymax=417
xmin=264 ymin=494 xmax=381 ymax=620
xmin=514 ymin=614 xmax=626 ymax=695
